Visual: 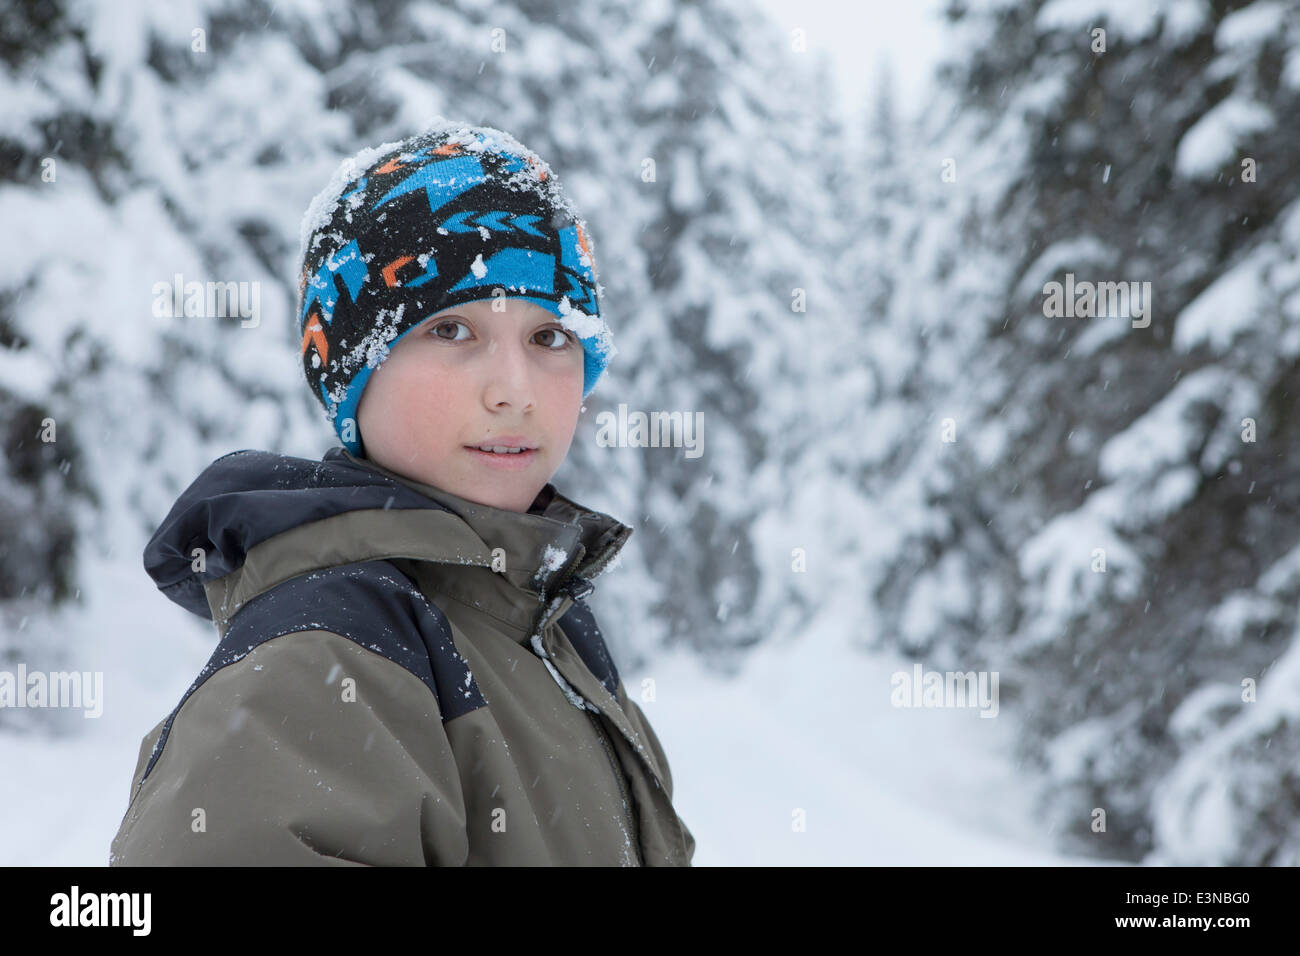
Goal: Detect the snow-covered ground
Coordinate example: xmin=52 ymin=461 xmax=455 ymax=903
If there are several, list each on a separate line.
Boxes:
xmin=0 ymin=534 xmax=1100 ymax=866
xmin=627 ymin=611 xmax=1091 ymax=866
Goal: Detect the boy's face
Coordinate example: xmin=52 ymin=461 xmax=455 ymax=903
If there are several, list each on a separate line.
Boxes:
xmin=357 ymin=297 xmax=586 ymax=512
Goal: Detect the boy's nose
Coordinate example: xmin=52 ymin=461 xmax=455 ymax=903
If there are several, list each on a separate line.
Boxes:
xmin=481 ymin=343 xmax=536 ymax=410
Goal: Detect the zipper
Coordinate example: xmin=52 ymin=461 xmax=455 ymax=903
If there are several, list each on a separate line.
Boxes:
xmin=532 ymin=572 xmax=593 ymax=637
xmin=561 ymin=574 xmax=595 ymax=602
xmin=537 ymin=572 xmax=642 ymax=864
xmin=584 ymin=707 xmax=644 ymax=866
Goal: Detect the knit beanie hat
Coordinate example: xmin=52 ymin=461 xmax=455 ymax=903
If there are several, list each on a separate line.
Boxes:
xmin=295 ymin=118 xmax=614 ymax=456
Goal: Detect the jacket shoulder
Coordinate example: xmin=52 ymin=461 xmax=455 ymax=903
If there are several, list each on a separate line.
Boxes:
xmin=112 ymin=626 xmax=471 ymax=866
xmin=140 ymin=560 xmax=486 ymax=787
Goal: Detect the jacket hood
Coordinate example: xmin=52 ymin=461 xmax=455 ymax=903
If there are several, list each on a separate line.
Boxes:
xmin=144 ymin=445 xmax=633 ymax=627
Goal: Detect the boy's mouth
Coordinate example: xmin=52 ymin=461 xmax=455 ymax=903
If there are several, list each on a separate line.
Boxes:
xmin=465 ymin=445 xmax=539 ymax=470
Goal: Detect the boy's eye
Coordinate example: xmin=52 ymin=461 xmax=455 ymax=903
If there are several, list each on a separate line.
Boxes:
xmin=535 ymin=327 xmax=573 ymax=350
xmin=425 ymin=318 xmax=572 ymax=349
xmin=428 ymin=319 xmax=471 ymax=341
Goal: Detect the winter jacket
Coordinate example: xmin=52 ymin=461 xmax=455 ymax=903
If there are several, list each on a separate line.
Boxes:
xmin=109 ymin=445 xmax=695 ymax=866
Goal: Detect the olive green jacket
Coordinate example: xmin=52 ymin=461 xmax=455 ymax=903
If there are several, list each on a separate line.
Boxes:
xmin=110 ymin=446 xmax=695 ymax=866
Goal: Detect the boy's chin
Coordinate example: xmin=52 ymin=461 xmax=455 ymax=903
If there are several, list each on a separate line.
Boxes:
xmin=441 ymin=467 xmax=540 ymax=510
xmin=459 ymin=488 xmax=538 ymax=513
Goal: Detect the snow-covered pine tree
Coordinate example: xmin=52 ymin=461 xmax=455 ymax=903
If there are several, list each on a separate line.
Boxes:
xmin=871 ymin=0 xmax=1300 ymax=862
xmin=784 ymin=55 xmax=949 ymax=645
xmin=0 ymin=0 xmax=101 ymax=732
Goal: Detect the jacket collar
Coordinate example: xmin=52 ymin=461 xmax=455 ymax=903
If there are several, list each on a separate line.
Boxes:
xmin=145 ymin=445 xmax=632 ymax=630
xmin=331 ymin=447 xmax=633 ymax=599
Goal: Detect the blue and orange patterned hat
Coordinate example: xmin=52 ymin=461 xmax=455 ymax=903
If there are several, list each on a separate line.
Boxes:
xmin=296 ymin=118 xmax=614 ymax=456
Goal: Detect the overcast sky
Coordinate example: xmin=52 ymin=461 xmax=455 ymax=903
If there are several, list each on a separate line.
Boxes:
xmin=753 ymin=0 xmax=950 ymax=128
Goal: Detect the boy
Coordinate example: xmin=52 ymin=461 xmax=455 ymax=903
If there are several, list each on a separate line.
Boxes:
xmin=109 ymin=120 xmax=695 ymax=866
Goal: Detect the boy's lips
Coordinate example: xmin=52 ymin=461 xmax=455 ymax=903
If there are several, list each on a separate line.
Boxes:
xmin=468 ymin=436 xmax=537 ymax=450
xmin=464 ymin=445 xmax=539 ymax=471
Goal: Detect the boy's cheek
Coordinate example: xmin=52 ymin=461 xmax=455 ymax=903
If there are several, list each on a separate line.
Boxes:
xmin=398 ymin=372 xmax=464 ymax=417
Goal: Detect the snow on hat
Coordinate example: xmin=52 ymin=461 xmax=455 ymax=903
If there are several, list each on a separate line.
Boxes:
xmin=296 ymin=117 xmax=614 ymax=456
